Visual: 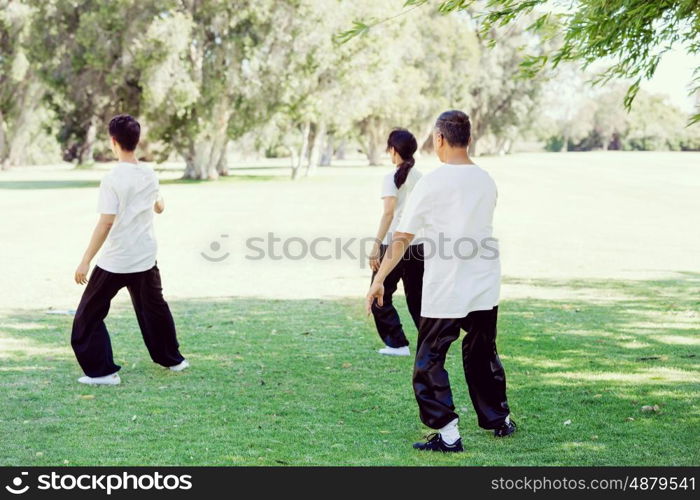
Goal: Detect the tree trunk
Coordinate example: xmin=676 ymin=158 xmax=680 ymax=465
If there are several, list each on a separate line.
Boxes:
xmin=305 ymin=121 xmax=326 ymax=177
xmin=0 ymin=110 xmax=7 ymax=170
xmin=287 ymin=145 xmax=298 ymax=180
xmin=319 ymin=130 xmax=334 ymax=167
xmin=193 ymin=141 xmax=220 ymax=180
xmin=292 ymin=121 xmax=311 ymax=180
xmin=77 ymin=116 xmax=98 ymax=165
xmin=496 ymin=136 xmax=512 ymax=156
xmin=334 ymin=140 xmax=346 ymax=160
xmin=469 ymin=114 xmax=488 ymax=157
xmin=182 ymin=102 xmax=230 ymax=180
xmin=216 ymin=140 xmax=229 ymax=176
xmin=469 ymin=137 xmax=479 ymax=157
xmin=420 ymin=134 xmax=433 ymax=154
xmin=182 ymin=141 xmax=219 ymax=180
xmin=420 ymin=122 xmax=435 ymax=154
xmin=503 ymin=138 xmax=513 ymax=154
xmin=362 ymin=116 xmax=384 ymax=166
xmin=4 ymin=81 xmax=44 ymax=168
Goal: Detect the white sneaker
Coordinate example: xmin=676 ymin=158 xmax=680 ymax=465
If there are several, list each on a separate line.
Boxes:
xmin=169 ymin=359 xmax=190 ymax=372
xmin=378 ymin=346 xmax=410 ymax=356
xmin=78 ymin=373 xmax=121 ymax=385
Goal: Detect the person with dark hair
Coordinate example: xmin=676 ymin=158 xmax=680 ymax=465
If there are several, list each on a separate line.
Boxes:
xmin=71 ymin=114 xmax=188 ymax=385
xmin=368 ymin=129 xmax=424 ymax=356
xmin=367 ymin=110 xmax=514 ymax=452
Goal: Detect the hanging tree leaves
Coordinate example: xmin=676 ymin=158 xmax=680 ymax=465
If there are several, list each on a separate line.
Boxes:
xmin=338 ymin=0 xmax=700 ymax=124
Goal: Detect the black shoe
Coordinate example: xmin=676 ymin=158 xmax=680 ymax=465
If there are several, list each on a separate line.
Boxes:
xmin=494 ymin=419 xmax=517 ymax=437
xmin=413 ymin=433 xmax=464 ymax=452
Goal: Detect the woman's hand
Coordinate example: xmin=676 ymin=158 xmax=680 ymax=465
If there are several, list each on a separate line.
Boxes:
xmin=369 ymin=243 xmax=381 ymax=272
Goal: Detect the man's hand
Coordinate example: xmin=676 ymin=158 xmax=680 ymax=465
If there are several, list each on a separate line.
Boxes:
xmin=366 ymin=280 xmax=384 ymax=315
xmin=75 ymin=261 xmax=90 ymax=285
xmin=154 ymin=192 xmax=165 ymax=214
xmin=74 ymin=214 xmax=114 ymax=285
xmin=365 ymin=231 xmax=413 ymax=315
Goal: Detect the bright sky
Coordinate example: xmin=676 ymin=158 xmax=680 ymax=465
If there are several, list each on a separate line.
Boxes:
xmin=642 ymin=47 xmax=699 ymax=113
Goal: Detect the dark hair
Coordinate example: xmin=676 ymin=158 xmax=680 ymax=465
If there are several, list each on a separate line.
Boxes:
xmin=108 ymin=114 xmax=141 ymax=151
xmin=387 ymin=128 xmax=417 ymax=188
xmin=435 ymin=110 xmax=471 ymax=147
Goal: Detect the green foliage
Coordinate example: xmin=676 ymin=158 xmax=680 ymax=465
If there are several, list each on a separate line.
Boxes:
xmin=2 ymin=0 xmax=697 ymax=171
xmin=544 ymin=135 xmax=565 ymax=152
xmin=347 ymin=0 xmax=700 ymax=124
xmin=0 ymin=0 xmax=59 ymax=167
xmin=541 ymin=84 xmax=699 ymax=152
xmin=1 ymin=276 xmax=698 ymax=465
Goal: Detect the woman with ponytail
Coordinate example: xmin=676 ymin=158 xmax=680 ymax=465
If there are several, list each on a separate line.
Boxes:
xmin=368 ymin=128 xmax=424 ymax=356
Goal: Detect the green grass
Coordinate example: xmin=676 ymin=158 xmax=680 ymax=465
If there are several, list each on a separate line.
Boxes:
xmin=1 ymin=276 xmax=697 ymax=466
xmin=0 ymin=174 xmax=277 ymax=191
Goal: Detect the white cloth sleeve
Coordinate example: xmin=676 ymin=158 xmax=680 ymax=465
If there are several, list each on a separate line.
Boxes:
xmin=381 ymin=173 xmax=398 ymax=198
xmin=396 ymin=176 xmax=430 ymax=235
xmin=97 ymin=177 xmax=119 ymax=214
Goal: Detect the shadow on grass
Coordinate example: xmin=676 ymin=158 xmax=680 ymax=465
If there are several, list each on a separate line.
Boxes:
xmin=0 ymin=275 xmax=697 ymax=466
xmin=161 ymin=174 xmax=279 ymax=185
xmin=0 ymin=174 xmax=279 ymax=190
xmin=0 ymin=180 xmax=101 ymax=190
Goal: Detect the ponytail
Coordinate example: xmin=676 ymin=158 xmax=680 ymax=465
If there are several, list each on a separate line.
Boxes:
xmin=394 ymin=157 xmax=415 ymax=188
xmin=386 ymin=128 xmax=418 ymax=189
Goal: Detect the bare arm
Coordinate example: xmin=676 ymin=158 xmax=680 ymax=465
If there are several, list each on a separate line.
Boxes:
xmin=154 ymin=192 xmax=165 ymax=214
xmin=366 ymin=231 xmax=414 ymax=313
xmin=74 ymin=214 xmax=116 ymax=284
xmin=369 ymin=196 xmax=397 ymax=271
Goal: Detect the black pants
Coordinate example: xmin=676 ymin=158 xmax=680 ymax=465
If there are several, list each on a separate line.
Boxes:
xmin=371 ymin=244 xmax=424 ymax=348
xmin=413 ymin=306 xmax=510 ymax=430
xmin=71 ymin=265 xmax=185 ymax=377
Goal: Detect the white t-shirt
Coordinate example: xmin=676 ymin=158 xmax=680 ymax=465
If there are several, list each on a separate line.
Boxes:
xmin=380 ymin=167 xmax=422 ymax=245
xmin=95 ymin=162 xmax=159 ymax=274
xmin=397 ymin=163 xmax=500 ymax=318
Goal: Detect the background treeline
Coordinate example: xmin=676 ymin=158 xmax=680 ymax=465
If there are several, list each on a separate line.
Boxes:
xmin=1 ymin=0 xmax=698 ymax=178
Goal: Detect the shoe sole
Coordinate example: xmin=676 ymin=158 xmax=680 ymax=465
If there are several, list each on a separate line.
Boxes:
xmin=169 ymin=360 xmax=190 ymax=372
xmin=378 ymin=351 xmax=410 ymax=357
xmin=78 ymin=380 xmax=120 ymax=386
xmin=413 ymin=446 xmax=464 ymax=453
xmin=494 ymin=425 xmax=517 ymax=438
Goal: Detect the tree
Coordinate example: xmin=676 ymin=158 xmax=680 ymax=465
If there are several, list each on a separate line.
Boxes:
xmin=276 ymin=0 xmax=432 ymax=171
xmin=342 ymin=0 xmax=700 ymax=124
xmin=463 ymin=18 xmax=550 ymax=155
xmin=0 ymin=0 xmax=46 ymax=169
xmin=338 ymin=6 xmax=551 ymax=157
xmin=25 ymin=0 xmax=166 ymax=164
xmin=624 ymin=92 xmax=689 ymax=150
xmin=132 ymin=0 xmax=324 ymax=179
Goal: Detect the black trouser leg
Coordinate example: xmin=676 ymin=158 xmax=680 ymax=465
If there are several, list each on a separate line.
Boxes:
xmin=401 ymin=244 xmax=424 ymax=330
xmin=461 ymin=306 xmax=510 ymax=429
xmin=126 ymin=265 xmax=185 ymax=368
xmin=413 ymin=317 xmax=461 ymax=429
xmin=71 ymin=267 xmax=124 ymax=377
xmin=371 ymin=245 xmax=409 ymax=348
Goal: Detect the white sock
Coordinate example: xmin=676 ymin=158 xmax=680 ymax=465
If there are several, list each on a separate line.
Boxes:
xmin=505 ymin=415 xmax=511 ymax=425
xmin=439 ymin=418 xmax=460 ymax=445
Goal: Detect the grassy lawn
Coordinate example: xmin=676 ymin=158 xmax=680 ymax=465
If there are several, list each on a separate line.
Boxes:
xmin=1 ymin=276 xmax=698 ymax=466
xmin=1 ymin=153 xmax=698 ymax=465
